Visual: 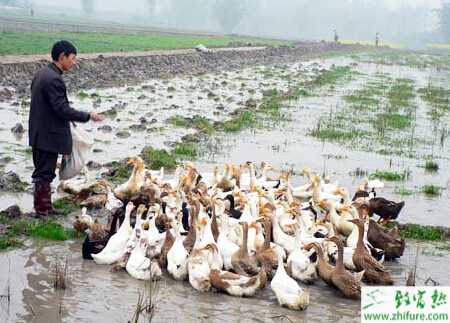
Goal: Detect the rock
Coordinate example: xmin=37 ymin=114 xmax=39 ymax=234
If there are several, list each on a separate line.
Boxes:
xmin=139 ymin=117 xmax=147 ymax=124
xmin=98 ymin=125 xmax=113 ymax=132
xmin=0 ymin=171 xmax=28 ymax=192
xmin=181 ymin=133 xmax=201 ymax=143
xmin=11 ymin=123 xmax=25 ymax=133
xmin=130 ymin=124 xmax=147 ymax=131
xmin=137 ymin=94 xmax=147 ymax=100
xmin=87 ymin=161 xmax=102 ymax=169
xmin=116 ymin=130 xmax=131 ymax=138
xmin=0 ymin=205 xmax=23 ymax=219
xmin=93 ymin=148 xmax=103 ymax=153
xmin=216 ymin=105 xmax=225 ymax=111
xmin=167 ymin=86 xmax=176 ymax=92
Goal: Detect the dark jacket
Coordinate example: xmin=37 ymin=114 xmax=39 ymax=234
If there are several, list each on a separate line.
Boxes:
xmin=29 ymin=63 xmax=90 ymax=155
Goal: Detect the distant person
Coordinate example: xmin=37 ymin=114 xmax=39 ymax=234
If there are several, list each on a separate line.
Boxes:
xmin=30 ymin=8 xmax=34 ymax=17
xmin=29 ymin=40 xmax=104 ymax=216
xmin=375 ymin=32 xmax=380 ymax=47
xmin=334 ymin=29 xmax=339 ymax=43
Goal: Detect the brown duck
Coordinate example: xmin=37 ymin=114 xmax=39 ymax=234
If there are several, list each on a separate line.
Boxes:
xmin=158 ymin=221 xmax=175 ymax=269
xmin=231 ymin=222 xmax=259 ymax=277
xmin=349 ymin=218 xmax=394 ymax=285
xmin=255 ymin=217 xmax=278 ymax=279
xmin=328 ymin=236 xmax=363 ymax=299
xmin=304 ymin=242 xmax=335 ymax=288
xmin=367 ymin=219 xmax=405 ymax=260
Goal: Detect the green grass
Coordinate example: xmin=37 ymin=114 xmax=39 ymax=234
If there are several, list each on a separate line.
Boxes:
xmin=370 ymin=170 xmax=408 ymax=181
xmin=77 ymin=90 xmax=90 ymax=99
xmin=0 ymin=236 xmax=23 ymax=250
xmin=0 ymin=215 xmax=78 ymax=250
xmin=220 ymin=111 xmax=256 ymax=132
xmin=52 ymin=197 xmax=81 ymax=216
xmin=393 ymin=187 xmax=415 ymax=196
xmin=310 ymin=66 xmax=352 ymax=87
xmin=424 ymin=160 xmax=439 ymax=172
xmin=168 ymin=115 xmax=214 ymax=134
xmin=141 ymin=147 xmax=178 ymax=170
xmin=0 ymin=31 xmax=291 ymax=55
xmin=106 ymin=160 xmax=132 ymax=184
xmin=172 ymin=143 xmax=198 ymax=159
xmin=377 ymin=113 xmax=411 ymax=129
xmin=400 ymin=224 xmax=443 ymax=241
xmin=421 ymin=185 xmax=441 ymax=196
xmin=387 ymin=78 xmax=415 ymax=109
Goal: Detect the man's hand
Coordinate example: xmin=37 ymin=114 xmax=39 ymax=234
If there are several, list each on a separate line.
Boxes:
xmin=90 ymin=112 xmax=104 ymax=122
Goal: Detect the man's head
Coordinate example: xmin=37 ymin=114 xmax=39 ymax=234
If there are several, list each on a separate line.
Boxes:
xmin=51 ymin=40 xmax=77 ymax=72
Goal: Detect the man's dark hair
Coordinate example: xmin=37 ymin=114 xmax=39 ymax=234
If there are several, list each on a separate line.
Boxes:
xmin=51 ymin=40 xmax=77 ymax=61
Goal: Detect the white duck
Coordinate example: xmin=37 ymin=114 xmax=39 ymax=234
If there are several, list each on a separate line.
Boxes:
xmin=91 ymin=202 xmax=134 ymax=265
xmin=271 ymin=252 xmax=310 ymax=311
xmin=167 ymin=218 xmax=189 ymax=281
xmin=287 ymin=226 xmax=318 ymax=284
xmin=126 ymin=235 xmax=162 ymax=281
xmin=216 ymin=213 xmax=239 ymax=271
xmin=272 ymin=205 xmax=296 ymax=254
xmin=100 ymin=180 xmax=123 ymax=211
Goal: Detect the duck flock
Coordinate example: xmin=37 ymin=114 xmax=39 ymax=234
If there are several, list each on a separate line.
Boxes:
xmin=69 ymin=157 xmax=406 ymax=311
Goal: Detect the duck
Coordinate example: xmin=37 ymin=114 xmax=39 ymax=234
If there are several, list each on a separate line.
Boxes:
xmin=80 ymin=193 xmax=107 ymax=210
xmin=231 ymin=222 xmax=259 ymax=276
xmin=271 ymin=206 xmax=296 ymax=254
xmin=73 ymin=207 xmax=93 ymax=233
xmin=114 ymin=157 xmax=146 ymax=201
xmin=143 ymin=207 xmax=166 ymax=259
xmin=367 ymin=219 xmax=405 ymax=260
xmin=368 ymin=198 xmax=405 ymax=224
xmin=167 ymin=217 xmax=189 ymax=280
xmin=222 ymin=194 xmax=242 ymax=219
xmin=327 ymin=236 xmax=364 ymax=299
xmin=286 ymin=226 xmax=318 ymax=284
xmin=216 ymin=211 xmax=239 ymax=271
xmin=271 ymin=251 xmax=310 ymax=310
xmin=209 ymin=268 xmax=267 ymax=297
xmin=304 ymin=242 xmax=335 ymax=287
xmin=126 ymin=235 xmax=162 ymax=281
xmin=216 ymin=163 xmax=236 ymax=192
xmin=255 ymin=217 xmax=279 ymax=279
xmin=349 ymin=218 xmax=393 ymax=285
xmin=91 ymin=202 xmax=135 ymax=265
xmin=158 ymin=221 xmax=175 ymax=269
xmin=100 ymin=180 xmax=123 ymax=211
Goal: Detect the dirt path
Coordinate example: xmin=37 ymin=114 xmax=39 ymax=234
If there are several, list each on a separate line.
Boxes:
xmin=0 ymin=46 xmax=266 ymax=64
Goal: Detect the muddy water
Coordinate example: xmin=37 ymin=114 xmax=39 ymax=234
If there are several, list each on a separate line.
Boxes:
xmin=0 ymin=239 xmax=449 ymax=323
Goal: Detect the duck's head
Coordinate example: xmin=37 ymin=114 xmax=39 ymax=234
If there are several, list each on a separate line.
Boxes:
xmin=125 ymin=201 xmax=136 ymax=214
xmin=300 ymin=166 xmax=311 ymax=177
xmin=317 ymin=199 xmax=330 ymax=211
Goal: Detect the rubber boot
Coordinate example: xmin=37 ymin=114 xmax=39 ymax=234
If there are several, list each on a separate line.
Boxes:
xmin=33 ymin=181 xmax=49 ymax=216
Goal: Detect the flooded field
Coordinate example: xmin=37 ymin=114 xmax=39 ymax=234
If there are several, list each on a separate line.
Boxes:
xmin=1 ymin=51 xmax=449 ymax=226
xmin=1 ymin=239 xmax=449 ymax=323
xmin=1 ymin=49 xmax=450 ymax=322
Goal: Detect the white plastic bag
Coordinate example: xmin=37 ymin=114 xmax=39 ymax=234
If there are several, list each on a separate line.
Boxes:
xmin=59 ymin=123 xmax=94 ymax=180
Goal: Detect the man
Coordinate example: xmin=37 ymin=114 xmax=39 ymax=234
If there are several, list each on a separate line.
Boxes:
xmin=29 ymin=40 xmax=104 ymax=216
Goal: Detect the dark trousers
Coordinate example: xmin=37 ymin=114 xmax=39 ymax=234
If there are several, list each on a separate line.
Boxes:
xmin=32 ymin=147 xmax=58 ymax=183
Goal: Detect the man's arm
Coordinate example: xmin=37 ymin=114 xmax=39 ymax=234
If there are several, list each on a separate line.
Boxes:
xmin=47 ymin=77 xmax=90 ymax=122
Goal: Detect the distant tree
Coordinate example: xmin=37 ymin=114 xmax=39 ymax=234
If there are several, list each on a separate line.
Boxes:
xmin=440 ymin=1 xmax=450 ymax=42
xmin=214 ymin=0 xmax=245 ymax=34
xmin=81 ymin=0 xmax=94 ymax=17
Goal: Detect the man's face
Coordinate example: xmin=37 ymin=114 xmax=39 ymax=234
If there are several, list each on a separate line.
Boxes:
xmin=59 ymin=53 xmax=77 ymax=71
